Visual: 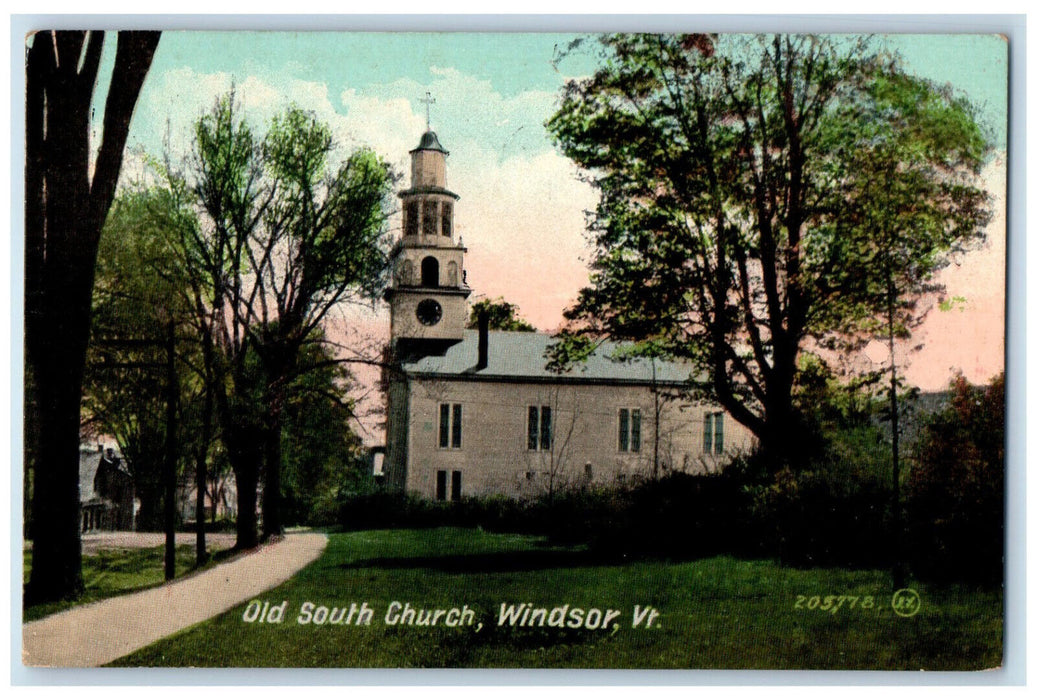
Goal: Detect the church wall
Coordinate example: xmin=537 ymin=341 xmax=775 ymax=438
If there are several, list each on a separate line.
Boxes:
xmin=402 ymin=378 xmax=755 ymax=500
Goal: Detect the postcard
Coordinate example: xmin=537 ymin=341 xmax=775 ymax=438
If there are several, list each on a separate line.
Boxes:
xmin=20 ymin=28 xmax=1008 ymax=674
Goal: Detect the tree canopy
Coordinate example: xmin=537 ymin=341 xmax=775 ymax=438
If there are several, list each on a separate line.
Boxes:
xmin=547 ymin=34 xmax=990 ymax=461
xmin=467 ymin=297 xmax=537 ymax=332
xmin=84 ymin=188 xmax=195 ymax=531
xmin=169 ymin=94 xmax=396 ymax=545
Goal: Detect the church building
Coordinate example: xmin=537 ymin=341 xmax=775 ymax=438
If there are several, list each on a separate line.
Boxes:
xmin=382 ymin=129 xmax=753 ymax=500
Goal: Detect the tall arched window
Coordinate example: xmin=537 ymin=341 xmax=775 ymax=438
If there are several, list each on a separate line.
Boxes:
xmin=421 ymin=256 xmax=439 ymax=287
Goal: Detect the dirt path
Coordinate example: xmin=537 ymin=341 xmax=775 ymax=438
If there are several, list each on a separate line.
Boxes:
xmin=24 ymin=531 xmax=240 ymax=554
xmin=22 ymin=532 xmax=328 ymax=667
xmin=80 ymin=531 xmax=239 ymax=554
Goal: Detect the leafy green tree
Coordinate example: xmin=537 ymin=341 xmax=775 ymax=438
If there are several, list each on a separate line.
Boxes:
xmin=547 ymin=34 xmax=990 ymax=465
xmin=466 ymin=297 xmax=536 ymax=332
xmin=84 ymin=188 xmax=195 ymax=532
xmin=86 ymin=186 xmax=227 ymax=569
xmin=280 ymin=341 xmax=370 ymax=526
xmin=25 ymin=30 xmax=160 ymax=603
xmin=175 ymin=95 xmax=396 ymax=546
xmin=830 ymin=67 xmax=990 ymax=584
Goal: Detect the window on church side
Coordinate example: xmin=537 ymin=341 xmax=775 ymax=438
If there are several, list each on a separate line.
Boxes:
xmin=422 ymin=200 xmax=437 ymax=237
xmin=441 ymin=201 xmax=453 ymax=236
xmin=439 ymin=403 xmax=462 ymax=449
xmin=704 ymin=412 xmax=724 ymax=455
xmin=526 ymin=406 xmax=553 ymax=451
xmin=435 ymin=470 xmax=461 ymax=501
xmin=452 ymin=404 xmax=463 ymax=449
xmin=452 ymin=470 xmax=462 ymax=501
xmin=618 ymin=408 xmax=642 ymax=453
xmin=405 ymin=201 xmax=419 ymax=237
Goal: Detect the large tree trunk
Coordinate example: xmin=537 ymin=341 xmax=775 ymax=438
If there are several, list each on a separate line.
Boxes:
xmin=221 ymin=411 xmax=263 ymax=550
xmin=27 ymin=367 xmax=87 ymax=603
xmin=194 ymin=339 xmax=215 ymax=563
xmin=758 ymin=332 xmax=802 ymax=468
xmin=23 ymin=30 xmax=159 ymax=604
xmin=233 ymin=458 xmax=261 ymax=551
xmin=212 ymin=352 xmax=264 ymax=550
xmin=25 ymin=117 xmax=97 ymax=602
xmin=260 ymin=350 xmax=293 ymax=540
xmin=133 ymin=476 xmax=165 ymax=531
xmin=261 ymin=411 xmax=285 ymax=539
xmin=123 ymin=440 xmax=166 ymax=530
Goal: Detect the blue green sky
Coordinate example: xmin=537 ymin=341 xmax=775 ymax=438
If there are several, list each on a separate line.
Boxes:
xmin=109 ymin=32 xmax=1006 ymax=162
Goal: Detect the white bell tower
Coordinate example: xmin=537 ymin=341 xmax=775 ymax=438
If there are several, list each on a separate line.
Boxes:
xmin=384 ymin=104 xmax=471 ymax=357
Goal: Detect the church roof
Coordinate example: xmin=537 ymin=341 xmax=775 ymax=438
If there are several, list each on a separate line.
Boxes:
xmin=411 ymin=130 xmax=448 ymax=154
xmin=401 ymin=330 xmax=696 ymax=386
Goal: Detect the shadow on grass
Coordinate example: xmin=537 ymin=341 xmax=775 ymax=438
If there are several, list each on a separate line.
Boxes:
xmin=337 ymin=547 xmax=630 ymax=574
xmin=23 ymin=544 xmax=235 ymax=623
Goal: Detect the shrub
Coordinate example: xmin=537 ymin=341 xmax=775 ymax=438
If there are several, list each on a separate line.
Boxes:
xmin=587 ymin=470 xmax=759 ymax=559
xmin=906 ymin=373 xmax=1004 ymax=584
xmin=335 ymin=473 xmax=758 ymax=562
xmin=754 ymin=463 xmax=891 ymax=569
xmin=335 ymin=490 xmax=456 ymax=530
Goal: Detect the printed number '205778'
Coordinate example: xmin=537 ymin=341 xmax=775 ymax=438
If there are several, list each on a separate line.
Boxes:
xmin=794 ymin=595 xmax=875 ymax=614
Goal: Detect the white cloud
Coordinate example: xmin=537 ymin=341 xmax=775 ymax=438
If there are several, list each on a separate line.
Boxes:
xmin=129 ymin=67 xmax=399 ymax=174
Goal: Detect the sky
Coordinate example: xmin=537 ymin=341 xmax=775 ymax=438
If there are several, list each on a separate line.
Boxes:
xmin=94 ymin=31 xmax=1008 ymax=443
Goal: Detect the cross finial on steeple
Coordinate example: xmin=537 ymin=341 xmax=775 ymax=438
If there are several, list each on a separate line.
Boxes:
xmin=419 ymin=91 xmax=436 ymax=130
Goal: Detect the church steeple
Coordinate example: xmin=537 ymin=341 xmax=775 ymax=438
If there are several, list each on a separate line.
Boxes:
xmin=385 ymin=126 xmax=471 ymax=358
xmin=400 ymin=130 xmax=458 ymax=239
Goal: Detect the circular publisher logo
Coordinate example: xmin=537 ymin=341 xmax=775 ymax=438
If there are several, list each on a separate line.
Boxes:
xmin=891 ymin=589 xmax=921 ymax=617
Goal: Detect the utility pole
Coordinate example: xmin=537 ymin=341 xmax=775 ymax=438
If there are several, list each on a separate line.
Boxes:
xmin=887 ymin=275 xmax=906 ymax=590
xmin=90 ymin=324 xmax=183 ymax=581
xmin=652 ymin=357 xmax=660 ymax=480
xmin=163 ymin=320 xmax=178 ymax=581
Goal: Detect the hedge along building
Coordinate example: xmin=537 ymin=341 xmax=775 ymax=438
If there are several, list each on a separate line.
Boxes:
xmin=383 ymin=129 xmax=753 ymax=500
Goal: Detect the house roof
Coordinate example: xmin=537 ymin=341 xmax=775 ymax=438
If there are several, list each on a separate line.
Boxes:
xmin=401 ymin=330 xmax=695 ymax=386
xmin=78 ymin=445 xmax=128 ymax=502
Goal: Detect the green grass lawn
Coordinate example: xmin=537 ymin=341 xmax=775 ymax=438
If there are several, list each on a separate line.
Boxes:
xmin=23 ymin=544 xmax=226 ymax=623
xmin=110 ymin=527 xmax=1002 ymax=670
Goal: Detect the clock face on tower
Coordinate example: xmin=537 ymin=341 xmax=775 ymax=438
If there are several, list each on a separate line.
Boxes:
xmin=416 ymin=299 xmax=443 ymax=326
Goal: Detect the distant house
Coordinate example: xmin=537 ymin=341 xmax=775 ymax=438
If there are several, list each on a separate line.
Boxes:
xmin=78 ymin=444 xmax=134 ymax=531
xmin=382 ymin=129 xmax=753 ymax=501
xmin=177 ymin=471 xmax=238 ymax=524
